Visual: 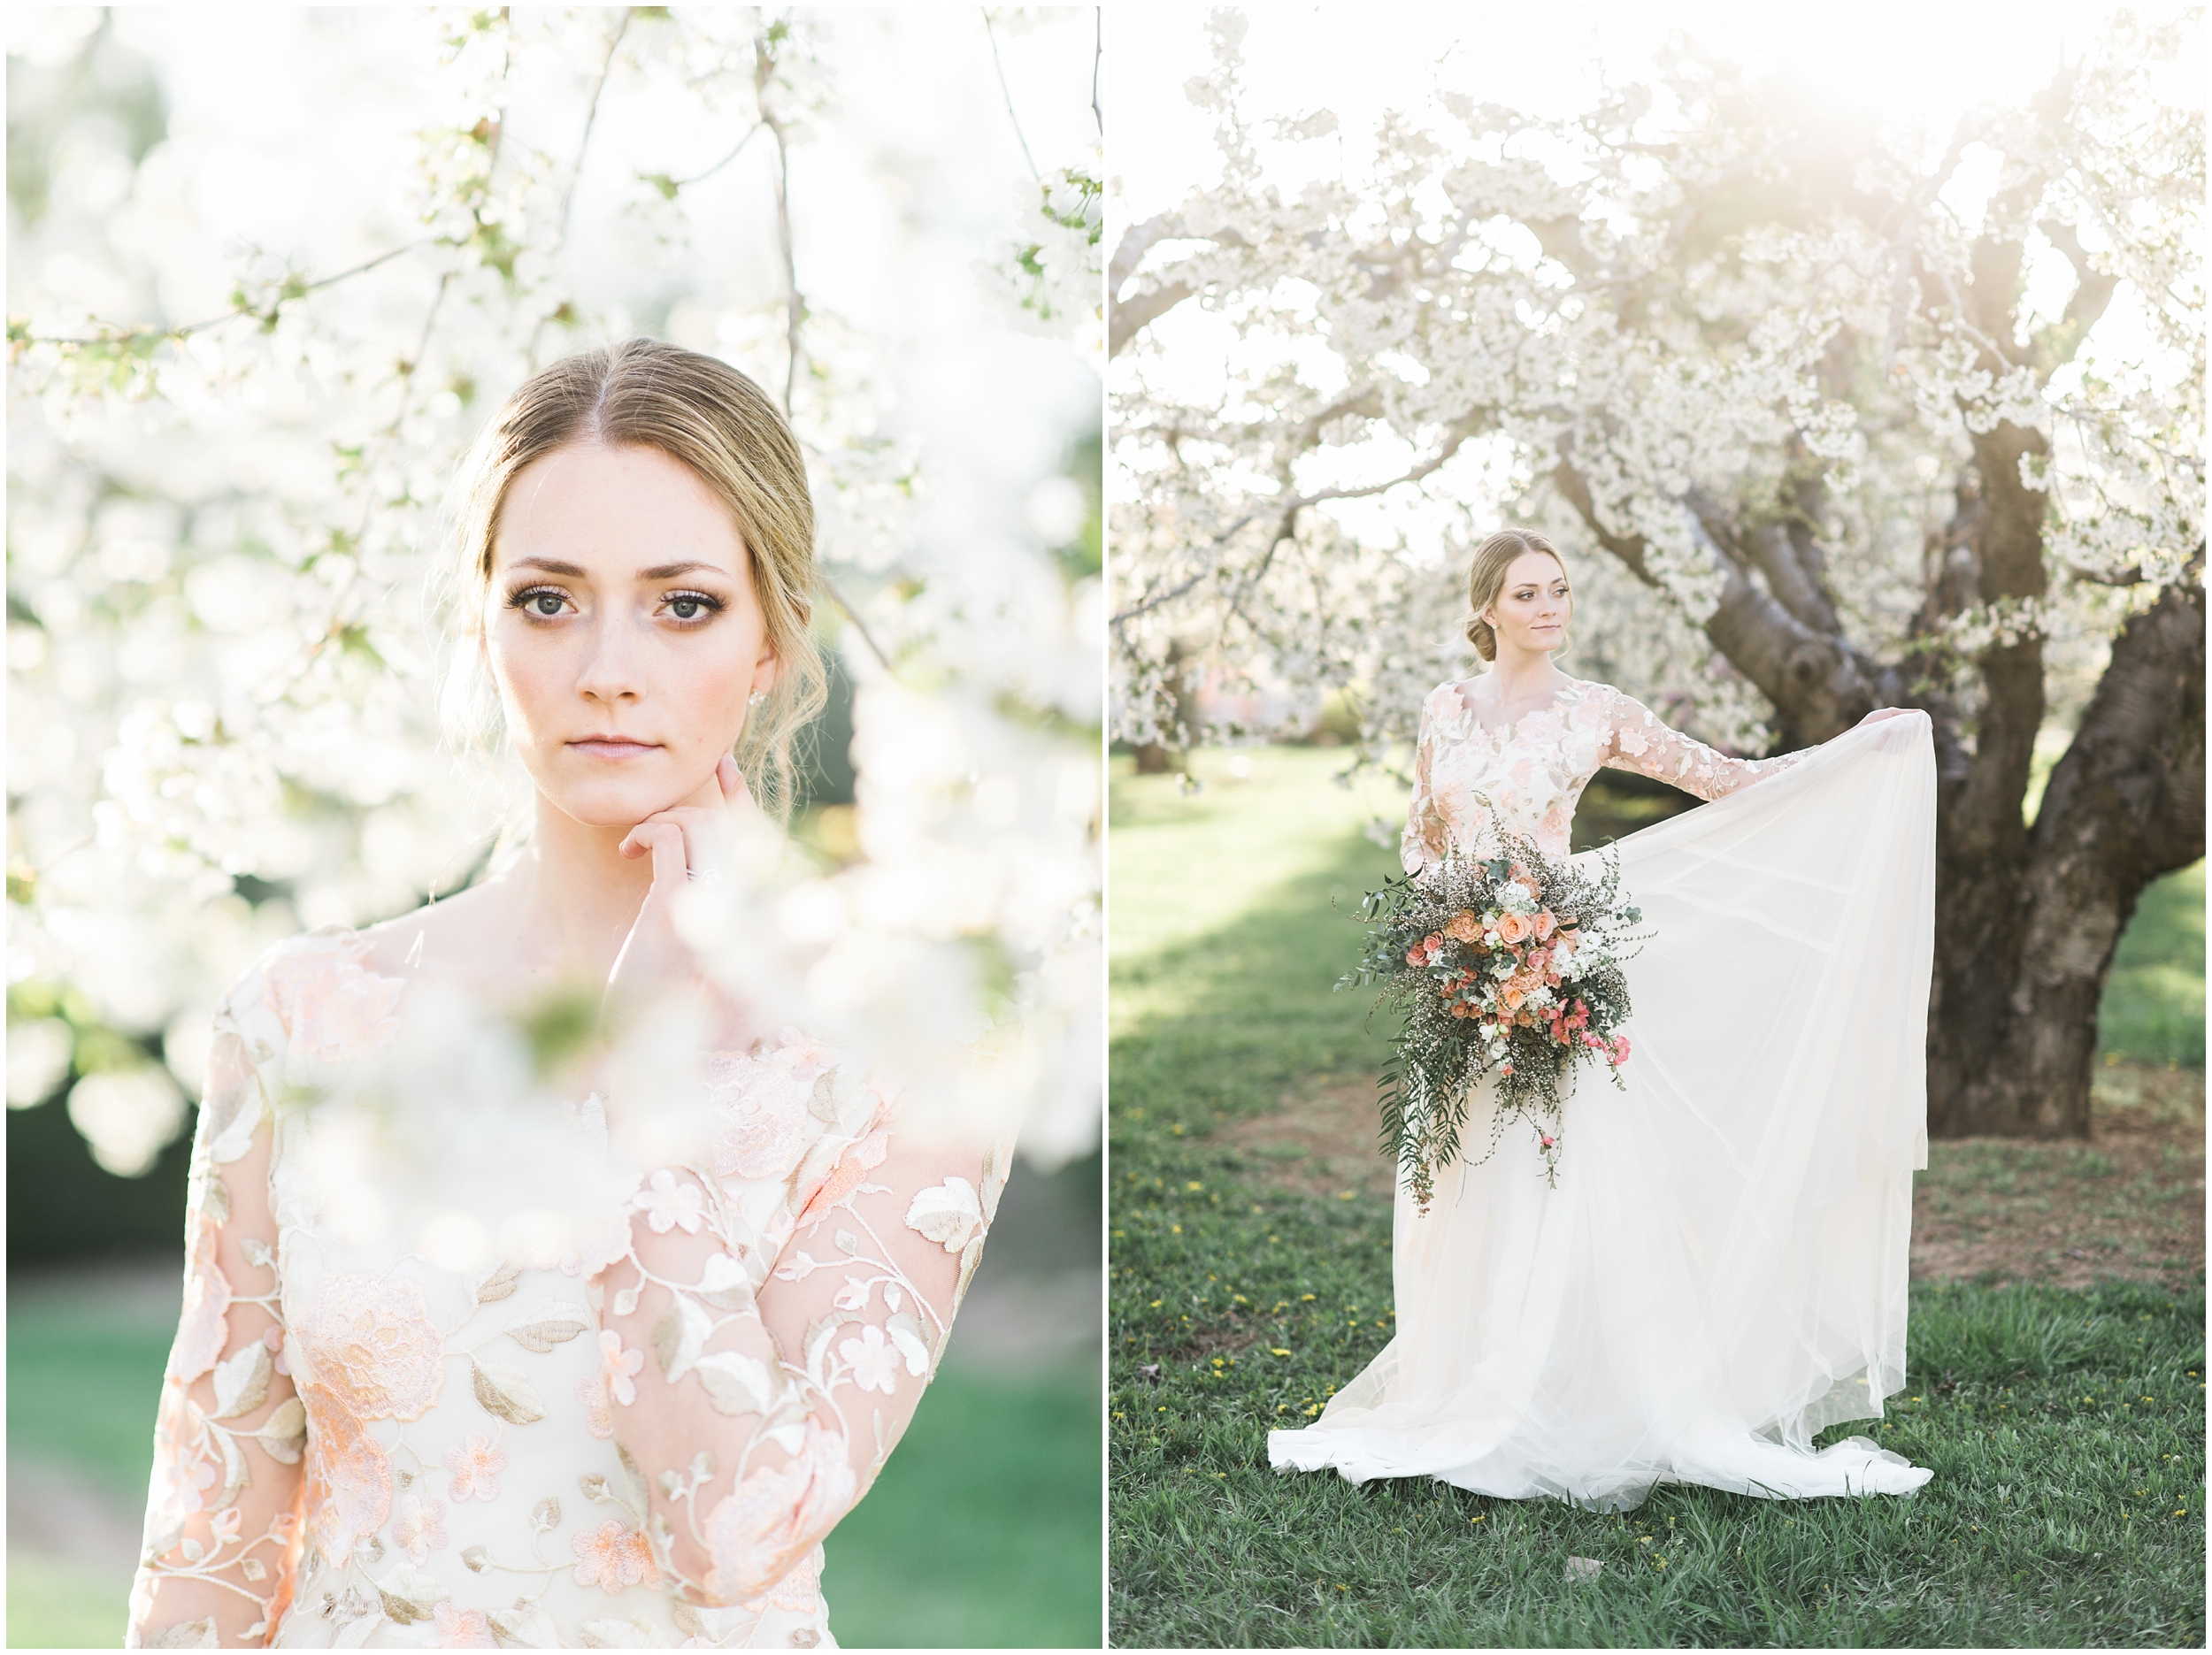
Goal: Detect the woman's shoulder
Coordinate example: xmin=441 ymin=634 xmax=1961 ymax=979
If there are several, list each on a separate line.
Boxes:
xmin=216 ymin=919 xmax=416 ymax=1068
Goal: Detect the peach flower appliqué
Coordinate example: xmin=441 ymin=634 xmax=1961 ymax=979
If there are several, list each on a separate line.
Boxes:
xmin=597 ymin=1329 xmax=645 ymax=1407
xmin=795 ymin=1128 xmax=890 ymax=1227
xmin=840 ymin=1325 xmax=903 ymax=1396
xmin=572 ymin=1520 xmax=660 ymax=1592
xmin=701 ymin=1420 xmax=856 ymax=1604
xmin=634 ymin=1168 xmax=707 ymax=1234
xmin=261 ymin=941 xmax=406 ymax=1063
xmin=706 ymin=1051 xmax=810 ymax=1184
xmin=443 ymin=1432 xmax=507 ymax=1502
xmin=429 ymin=1601 xmax=496 ymax=1649
xmin=300 ymin=1380 xmax=392 ymax=1565
xmin=575 ymin=1374 xmax=615 ymax=1440
xmin=393 ymin=1491 xmax=449 ymax=1564
xmin=296 ymin=1272 xmax=444 ymax=1421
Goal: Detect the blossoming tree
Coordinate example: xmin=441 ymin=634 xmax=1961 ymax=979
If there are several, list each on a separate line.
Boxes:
xmin=1110 ymin=13 xmax=2201 ymax=1138
xmin=7 ymin=9 xmax=1103 ymax=1192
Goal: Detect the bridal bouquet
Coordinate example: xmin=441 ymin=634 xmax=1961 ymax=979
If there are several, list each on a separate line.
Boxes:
xmin=1341 ymin=831 xmax=1647 ymax=1206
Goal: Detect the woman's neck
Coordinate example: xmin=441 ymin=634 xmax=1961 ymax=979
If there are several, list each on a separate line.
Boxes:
xmin=1481 ymin=645 xmax=1567 ymax=702
xmin=502 ymin=797 xmax=656 ymax=984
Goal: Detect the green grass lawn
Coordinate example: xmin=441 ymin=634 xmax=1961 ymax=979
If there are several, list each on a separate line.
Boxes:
xmin=5 ymin=1291 xmax=1099 ymax=1650
xmin=1109 ymin=747 xmax=2207 ymax=1647
xmin=2102 ymin=859 xmax=2206 ymax=1068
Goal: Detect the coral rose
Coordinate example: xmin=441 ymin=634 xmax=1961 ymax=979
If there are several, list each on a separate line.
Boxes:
xmin=1495 ymin=911 xmax=1532 ymax=945
xmin=1445 ymin=911 xmax=1481 ymax=943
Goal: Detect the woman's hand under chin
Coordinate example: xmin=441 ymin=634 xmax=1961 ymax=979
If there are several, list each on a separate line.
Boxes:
xmin=603 ymin=751 xmax=757 ymax=1036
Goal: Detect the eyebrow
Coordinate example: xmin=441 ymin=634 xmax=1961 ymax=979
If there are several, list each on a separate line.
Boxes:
xmin=508 ymin=556 xmax=732 ymax=580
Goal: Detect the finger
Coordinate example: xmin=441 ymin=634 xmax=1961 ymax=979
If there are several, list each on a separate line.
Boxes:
xmin=624 ymin=821 xmax=691 ymax=893
xmin=717 ymin=752 xmax=741 ymax=802
xmin=638 ymin=806 xmax=730 ymax=880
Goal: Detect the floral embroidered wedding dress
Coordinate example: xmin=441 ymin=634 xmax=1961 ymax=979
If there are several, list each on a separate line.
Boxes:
xmin=1269 ymin=677 xmax=1938 ymax=1508
xmin=128 ymin=931 xmax=1007 ymax=1649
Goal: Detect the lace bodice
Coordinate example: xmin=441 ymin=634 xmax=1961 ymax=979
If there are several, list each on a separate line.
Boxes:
xmin=1402 ymin=678 xmax=1801 ymax=874
xmin=128 ymin=929 xmax=1006 ymax=1650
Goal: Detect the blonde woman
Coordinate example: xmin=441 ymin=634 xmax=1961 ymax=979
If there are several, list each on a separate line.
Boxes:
xmin=128 ymin=340 xmax=1002 ymax=1649
xmin=1271 ymin=526 xmax=1935 ymax=1509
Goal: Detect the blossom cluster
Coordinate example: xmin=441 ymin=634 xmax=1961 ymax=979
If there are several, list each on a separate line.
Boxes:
xmin=1108 ymin=13 xmax=2200 ymax=787
xmin=6 ymin=10 xmax=1104 ymax=1178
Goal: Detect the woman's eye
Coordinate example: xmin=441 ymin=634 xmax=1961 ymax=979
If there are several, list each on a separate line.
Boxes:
xmin=663 ymin=593 xmax=720 ymax=622
xmin=531 ymin=593 xmax=564 ymax=617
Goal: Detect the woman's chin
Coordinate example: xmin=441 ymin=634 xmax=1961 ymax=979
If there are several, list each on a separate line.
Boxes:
xmin=541 ymin=777 xmax=707 ymax=832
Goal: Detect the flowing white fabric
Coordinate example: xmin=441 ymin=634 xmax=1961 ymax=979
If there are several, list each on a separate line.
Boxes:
xmin=1269 ymin=680 xmax=1936 ymax=1508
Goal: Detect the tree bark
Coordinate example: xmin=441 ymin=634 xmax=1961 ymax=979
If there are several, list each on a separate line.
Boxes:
xmin=1929 ymin=577 xmax=2205 ymax=1136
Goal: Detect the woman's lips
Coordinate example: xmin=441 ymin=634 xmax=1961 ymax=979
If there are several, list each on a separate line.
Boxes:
xmin=568 ymin=738 xmax=662 ymax=759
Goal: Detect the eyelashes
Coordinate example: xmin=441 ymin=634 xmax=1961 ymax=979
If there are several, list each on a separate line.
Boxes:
xmin=502 ymin=585 xmax=727 ymax=624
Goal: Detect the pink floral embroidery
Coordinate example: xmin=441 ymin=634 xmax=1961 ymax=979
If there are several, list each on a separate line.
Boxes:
xmin=839 ymin=1325 xmax=902 ymax=1396
xmin=301 ymin=1380 xmax=392 ymax=1565
xmin=634 ymin=1168 xmax=707 ymax=1234
xmin=596 ymin=1329 xmax=645 ymax=1407
xmin=149 ymin=1389 xmax=220 ymax=1520
xmin=706 ymin=1051 xmax=810 ymax=1183
xmin=575 ymin=1374 xmax=615 ymax=1440
xmin=571 ymin=1520 xmax=660 ymax=1592
xmin=758 ymin=1545 xmax=824 ymax=1615
xmin=261 ymin=941 xmax=405 ymax=1062
xmin=392 ymin=1491 xmax=449 ymax=1563
xmin=795 ymin=1128 xmax=889 ymax=1227
xmin=700 ymin=1420 xmax=856 ymax=1604
xmin=559 ymin=1203 xmax=636 ymax=1279
xmin=428 ymin=1601 xmax=496 ymax=1649
xmin=296 ymin=1273 xmax=445 ymax=1421
xmin=261 ymin=1323 xmax=291 ymax=1377
xmin=171 ymin=1209 xmax=234 ymax=1383
xmin=442 ymin=1432 xmax=507 ymax=1502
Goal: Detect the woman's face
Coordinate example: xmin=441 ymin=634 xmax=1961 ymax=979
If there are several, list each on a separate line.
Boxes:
xmin=1484 ymin=550 xmax=1571 ymax=655
xmin=483 ymin=440 xmax=778 ymax=830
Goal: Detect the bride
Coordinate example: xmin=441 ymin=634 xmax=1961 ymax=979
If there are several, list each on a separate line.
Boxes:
xmin=127 ymin=339 xmax=1006 ymax=1649
xmin=1269 ymin=527 xmax=1937 ymax=1510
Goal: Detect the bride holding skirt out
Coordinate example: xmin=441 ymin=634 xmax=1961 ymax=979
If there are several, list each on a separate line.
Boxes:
xmin=1269 ymin=528 xmax=1937 ymax=1511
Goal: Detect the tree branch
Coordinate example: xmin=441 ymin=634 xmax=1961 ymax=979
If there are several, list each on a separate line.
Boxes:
xmin=555 ymin=8 xmax=634 ymax=247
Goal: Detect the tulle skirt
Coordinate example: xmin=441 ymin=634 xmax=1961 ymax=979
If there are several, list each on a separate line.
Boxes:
xmin=1269 ymin=713 xmax=1939 ymax=1508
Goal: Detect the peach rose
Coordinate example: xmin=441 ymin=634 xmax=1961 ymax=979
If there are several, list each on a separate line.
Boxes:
xmin=1445 ymin=911 xmax=1481 ymax=943
xmin=1534 ymin=909 xmax=1556 ymax=940
xmin=1495 ymin=911 xmax=1532 ymax=946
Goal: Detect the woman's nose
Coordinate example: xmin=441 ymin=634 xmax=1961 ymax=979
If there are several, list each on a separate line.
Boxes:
xmin=574 ymin=613 xmax=645 ymax=702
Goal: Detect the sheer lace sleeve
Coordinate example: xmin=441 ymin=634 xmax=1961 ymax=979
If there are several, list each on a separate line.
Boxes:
xmin=1593 ymin=685 xmax=1801 ymax=802
xmin=128 ymin=1015 xmax=306 ymax=1648
xmin=596 ymin=1094 xmax=1009 ymax=1613
xmin=1402 ymin=690 xmax=1449 ymax=877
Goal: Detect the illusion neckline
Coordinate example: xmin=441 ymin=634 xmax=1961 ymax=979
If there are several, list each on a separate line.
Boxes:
xmin=1444 ymin=675 xmax=1588 ymax=740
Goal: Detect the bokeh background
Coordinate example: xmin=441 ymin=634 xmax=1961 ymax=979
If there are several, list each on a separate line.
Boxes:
xmin=7 ymin=6 xmax=1102 ymax=1647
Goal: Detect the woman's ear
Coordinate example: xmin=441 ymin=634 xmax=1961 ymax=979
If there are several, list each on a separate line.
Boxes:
xmin=749 ymin=643 xmax=783 ymax=701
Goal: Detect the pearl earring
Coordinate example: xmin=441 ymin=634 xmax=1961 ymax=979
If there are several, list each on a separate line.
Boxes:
xmin=748 ymin=691 xmax=766 ymax=707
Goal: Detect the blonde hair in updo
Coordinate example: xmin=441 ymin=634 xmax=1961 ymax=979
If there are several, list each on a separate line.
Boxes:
xmin=437 ymin=337 xmax=826 ymax=823
xmin=1463 ymin=527 xmax=1568 ymax=663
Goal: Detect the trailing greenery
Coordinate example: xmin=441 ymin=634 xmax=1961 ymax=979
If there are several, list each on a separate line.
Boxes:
xmin=1110 ymin=749 xmax=2207 ymax=1648
xmin=1348 ymin=839 xmax=1642 ymax=1203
